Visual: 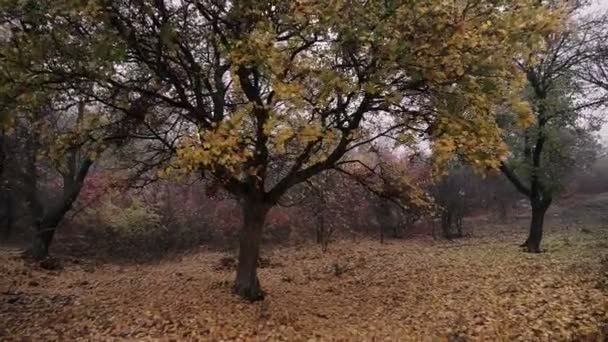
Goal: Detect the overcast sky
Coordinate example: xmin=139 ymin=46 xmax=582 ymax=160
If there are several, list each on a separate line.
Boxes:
xmin=583 ymin=1 xmax=608 ymax=142
xmin=591 ymin=0 xmax=608 ymax=10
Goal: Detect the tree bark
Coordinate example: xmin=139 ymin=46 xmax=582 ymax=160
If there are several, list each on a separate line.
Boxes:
xmin=523 ymin=202 xmax=549 ymax=253
xmin=27 ymin=158 xmax=93 ymax=260
xmin=234 ymin=200 xmax=269 ymax=301
xmin=0 ymin=194 xmax=14 ymax=240
xmin=31 ymin=224 xmax=56 ymax=259
xmin=30 ymin=205 xmax=68 ymax=260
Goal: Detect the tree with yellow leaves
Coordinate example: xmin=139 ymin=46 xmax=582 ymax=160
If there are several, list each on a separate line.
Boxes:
xmin=2 ymin=0 xmax=560 ymax=300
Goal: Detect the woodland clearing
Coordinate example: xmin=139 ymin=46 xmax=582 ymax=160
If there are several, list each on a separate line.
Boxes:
xmin=1 ymin=224 xmax=608 ymax=341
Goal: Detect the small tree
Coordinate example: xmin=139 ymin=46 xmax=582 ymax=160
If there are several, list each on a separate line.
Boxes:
xmin=431 ymin=163 xmax=489 ymax=239
xmin=307 ymin=174 xmax=340 ymax=251
xmin=335 ymin=150 xmax=435 ymax=241
xmin=433 ymin=167 xmax=468 ymax=239
xmin=375 ymin=154 xmax=435 ymax=240
xmin=484 ymin=174 xmax=522 ymax=223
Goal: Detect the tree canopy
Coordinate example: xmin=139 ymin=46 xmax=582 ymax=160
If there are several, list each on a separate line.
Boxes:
xmin=0 ymin=0 xmax=564 ymax=300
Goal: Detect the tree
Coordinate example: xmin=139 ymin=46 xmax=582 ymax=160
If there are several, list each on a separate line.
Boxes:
xmin=305 ymin=172 xmax=343 ymax=251
xmin=432 ymin=163 xmax=471 ymax=239
xmin=1 ymin=0 xmax=559 ymax=300
xmin=1 ymin=97 xmax=115 ymax=259
xmin=484 ymin=173 xmax=522 ymax=223
xmin=0 ymin=5 xmax=142 ymax=259
xmin=498 ymin=4 xmax=606 ymax=253
xmin=361 ymin=151 xmax=434 ymax=241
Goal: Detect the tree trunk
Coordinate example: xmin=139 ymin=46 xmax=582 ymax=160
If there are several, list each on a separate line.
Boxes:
xmin=26 ymin=157 xmax=92 ymax=260
xmin=234 ymin=200 xmax=269 ymax=301
xmin=524 ymin=203 xmax=548 ymax=253
xmin=30 ymin=207 xmax=66 ymax=260
xmin=497 ymin=201 xmax=508 ymax=223
xmin=31 ymin=224 xmax=56 ymax=260
xmin=442 ymin=211 xmax=452 ymax=239
xmin=456 ymin=215 xmax=463 ymax=238
xmin=1 ymin=194 xmax=14 ymax=240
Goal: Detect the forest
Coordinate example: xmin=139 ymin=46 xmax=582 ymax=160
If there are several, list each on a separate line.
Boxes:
xmin=2 ymin=0 xmax=608 ymax=340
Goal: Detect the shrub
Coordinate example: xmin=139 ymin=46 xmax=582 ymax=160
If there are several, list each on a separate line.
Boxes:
xmin=99 ymin=196 xmax=165 ymax=237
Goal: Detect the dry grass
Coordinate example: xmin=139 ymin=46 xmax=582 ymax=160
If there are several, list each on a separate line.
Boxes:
xmin=1 ymin=228 xmax=608 ymax=341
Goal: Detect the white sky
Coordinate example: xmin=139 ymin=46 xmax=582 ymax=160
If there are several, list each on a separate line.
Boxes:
xmin=584 ymin=1 xmax=608 ymax=143
xmin=590 ymin=0 xmax=608 ymax=10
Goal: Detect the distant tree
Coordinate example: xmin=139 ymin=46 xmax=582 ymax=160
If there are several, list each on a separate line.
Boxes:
xmin=482 ymin=174 xmax=522 ymax=223
xmin=331 ymin=149 xmax=435 ymax=242
xmin=306 ymin=172 xmax=342 ymax=251
xmin=433 ymin=165 xmax=469 ymax=239
xmin=372 ymin=153 xmax=434 ymax=241
xmin=432 ymin=162 xmax=498 ymax=239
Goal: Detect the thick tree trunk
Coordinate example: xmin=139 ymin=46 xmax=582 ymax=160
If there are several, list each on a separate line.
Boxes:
xmin=31 ymin=224 xmax=56 ymax=260
xmin=523 ymin=203 xmax=548 ymax=253
xmin=1 ymin=195 xmax=14 ymax=240
xmin=26 ymin=157 xmax=92 ymax=260
xmin=234 ymin=200 xmax=269 ymax=301
xmin=30 ymin=208 xmax=65 ymax=260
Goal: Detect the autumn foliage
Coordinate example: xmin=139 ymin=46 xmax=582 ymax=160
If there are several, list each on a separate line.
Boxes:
xmin=1 ymin=0 xmax=608 ymax=339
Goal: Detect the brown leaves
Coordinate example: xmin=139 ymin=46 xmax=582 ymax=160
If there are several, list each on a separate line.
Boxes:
xmin=1 ymin=231 xmax=608 ymax=341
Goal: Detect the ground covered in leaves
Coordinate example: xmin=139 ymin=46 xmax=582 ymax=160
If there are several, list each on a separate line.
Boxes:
xmin=2 ymin=227 xmax=608 ymax=341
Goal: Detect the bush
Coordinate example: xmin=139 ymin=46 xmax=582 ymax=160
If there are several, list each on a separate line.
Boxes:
xmin=99 ymin=196 xmax=165 ymax=238
xmin=89 ymin=194 xmax=168 ymax=258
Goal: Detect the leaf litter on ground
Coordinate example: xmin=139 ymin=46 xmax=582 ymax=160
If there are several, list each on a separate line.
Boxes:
xmin=1 ymin=230 xmax=608 ymax=341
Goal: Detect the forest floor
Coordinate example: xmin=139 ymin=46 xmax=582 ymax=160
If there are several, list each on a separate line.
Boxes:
xmin=1 ymin=224 xmax=608 ymax=341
